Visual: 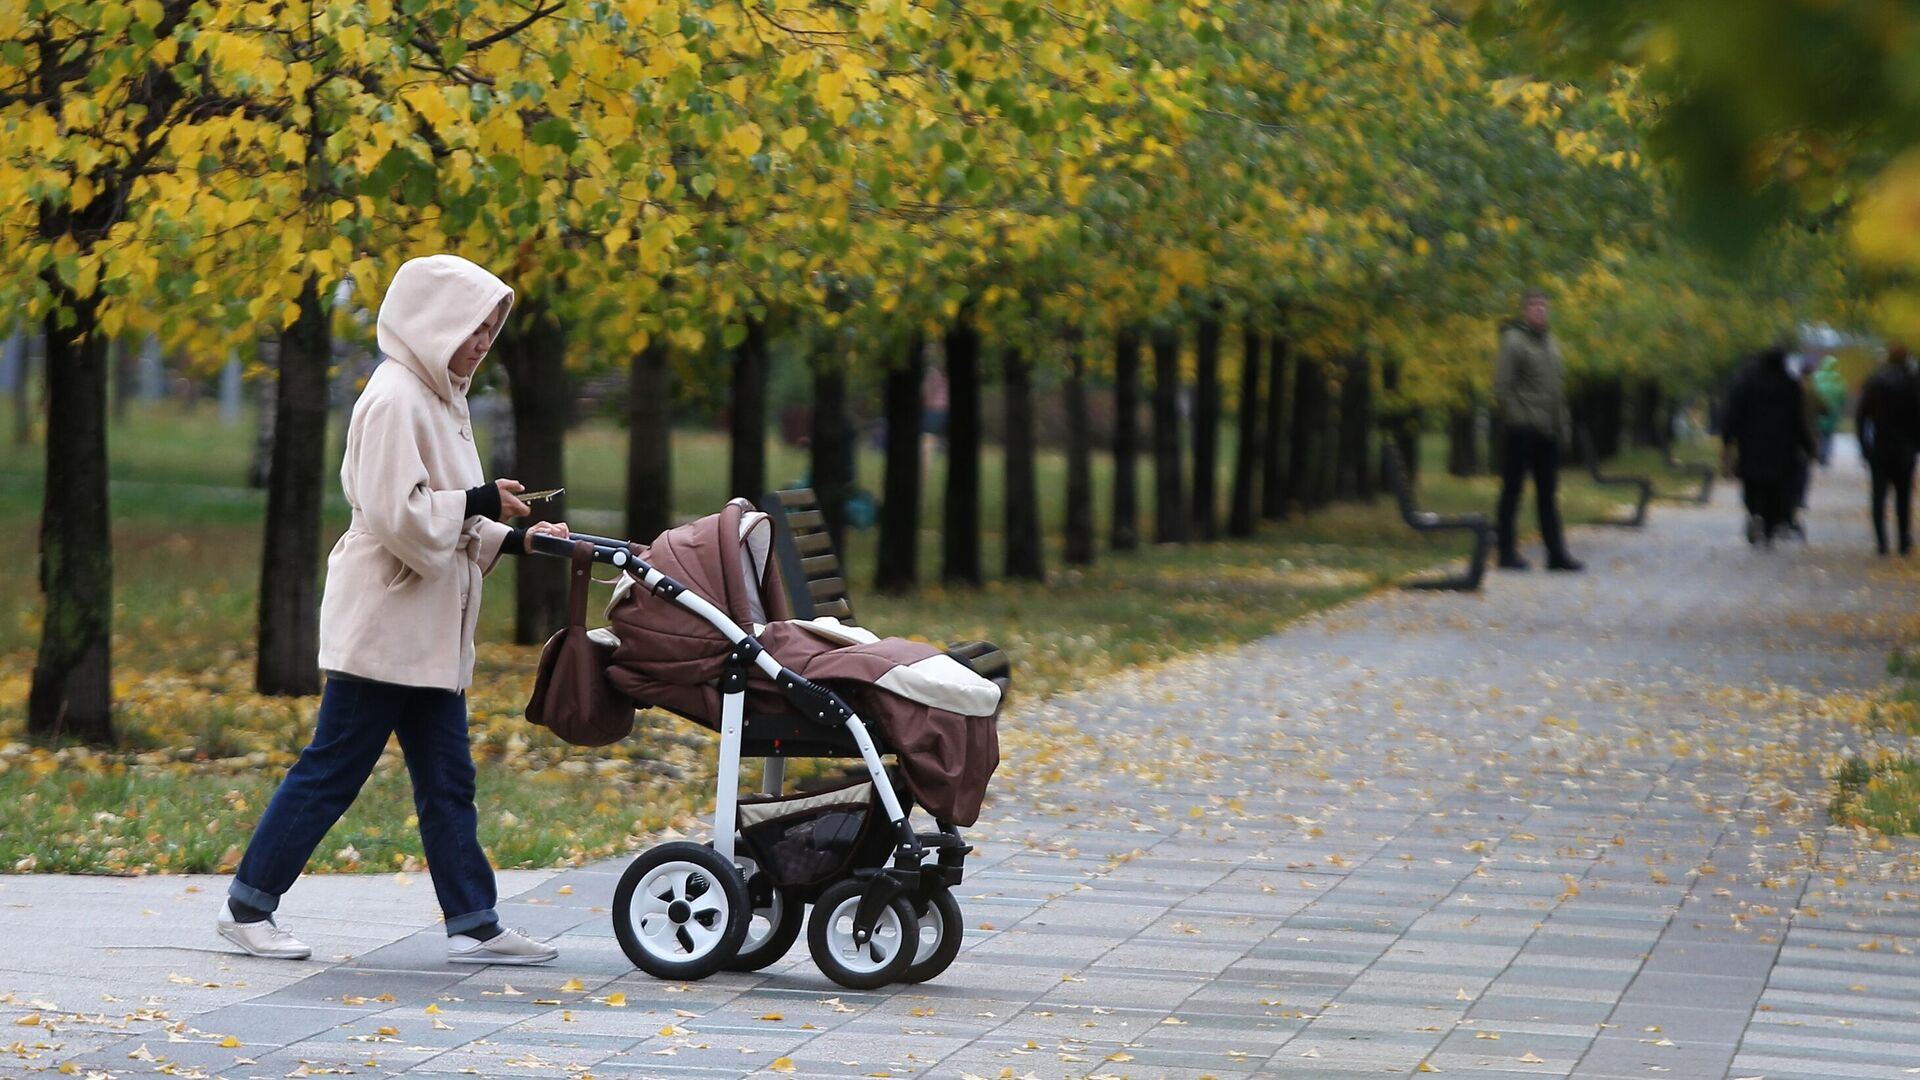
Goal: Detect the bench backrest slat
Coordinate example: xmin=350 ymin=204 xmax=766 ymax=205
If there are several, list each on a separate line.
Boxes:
xmin=758 ymin=487 xmax=856 ymax=622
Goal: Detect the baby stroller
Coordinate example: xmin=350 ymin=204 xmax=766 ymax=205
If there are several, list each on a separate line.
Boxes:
xmin=528 ymin=503 xmax=1005 ymax=989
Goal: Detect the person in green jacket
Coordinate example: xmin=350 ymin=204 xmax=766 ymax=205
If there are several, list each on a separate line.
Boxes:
xmin=1493 ymin=289 xmax=1583 ymax=572
xmin=1813 ymin=355 xmax=1847 ymax=465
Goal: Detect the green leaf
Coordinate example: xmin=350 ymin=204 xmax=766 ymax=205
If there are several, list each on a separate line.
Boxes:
xmin=528 ymin=117 xmax=580 ymax=153
xmin=721 ymin=323 xmax=748 ymax=349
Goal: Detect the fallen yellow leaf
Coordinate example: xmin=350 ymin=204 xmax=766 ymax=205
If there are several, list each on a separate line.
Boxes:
xmin=769 ymin=1056 xmax=796 ymax=1073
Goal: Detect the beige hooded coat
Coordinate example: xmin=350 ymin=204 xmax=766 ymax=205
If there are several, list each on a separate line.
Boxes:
xmin=316 ymin=255 xmax=516 ymax=691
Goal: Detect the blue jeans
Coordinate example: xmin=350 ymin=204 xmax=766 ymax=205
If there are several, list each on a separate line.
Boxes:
xmin=230 ymin=676 xmax=498 ymax=935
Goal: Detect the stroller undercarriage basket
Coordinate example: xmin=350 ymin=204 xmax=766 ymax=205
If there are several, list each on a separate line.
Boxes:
xmin=531 ymin=527 xmax=980 ymax=990
xmin=738 ymin=775 xmax=902 ymax=895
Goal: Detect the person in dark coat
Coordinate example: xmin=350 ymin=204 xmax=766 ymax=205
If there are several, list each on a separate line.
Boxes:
xmin=1721 ymin=347 xmax=1818 ymax=545
xmin=1492 ymin=290 xmax=1582 ymax=571
xmin=1857 ymin=344 xmax=1920 ymax=555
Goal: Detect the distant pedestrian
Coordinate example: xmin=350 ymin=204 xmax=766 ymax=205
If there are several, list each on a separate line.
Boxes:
xmin=1813 ymin=355 xmax=1848 ymax=464
xmin=1493 ymin=289 xmax=1583 ymax=572
xmin=217 ymin=255 xmax=568 ymax=965
xmin=1721 ymin=346 xmax=1817 ymax=546
xmin=1857 ymin=344 xmax=1920 ymax=556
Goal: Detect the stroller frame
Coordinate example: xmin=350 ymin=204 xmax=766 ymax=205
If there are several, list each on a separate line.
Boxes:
xmin=531 ymin=531 xmax=969 ymax=988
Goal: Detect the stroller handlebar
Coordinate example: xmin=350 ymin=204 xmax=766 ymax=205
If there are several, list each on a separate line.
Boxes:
xmin=529 ymin=530 xmax=643 ymax=567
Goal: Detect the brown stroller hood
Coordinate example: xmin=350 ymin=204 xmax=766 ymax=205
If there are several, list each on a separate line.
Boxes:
xmin=606 ymin=498 xmax=789 ymax=688
xmin=603 ymin=499 xmax=999 ymax=826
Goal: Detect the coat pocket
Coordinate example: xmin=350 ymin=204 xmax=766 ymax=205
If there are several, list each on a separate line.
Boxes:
xmin=383 ymin=552 xmax=418 ymax=592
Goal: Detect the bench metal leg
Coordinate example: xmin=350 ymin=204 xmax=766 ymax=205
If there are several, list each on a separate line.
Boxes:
xmin=1399 ymin=523 xmax=1490 ymax=593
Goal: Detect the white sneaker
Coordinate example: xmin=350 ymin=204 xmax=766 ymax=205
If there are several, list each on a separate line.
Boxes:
xmin=447 ymin=928 xmax=558 ymax=965
xmin=216 ymin=901 xmax=312 ymax=960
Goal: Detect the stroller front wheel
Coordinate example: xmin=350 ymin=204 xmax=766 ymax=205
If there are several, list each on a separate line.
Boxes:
xmin=724 ymin=852 xmax=805 ymax=972
xmin=807 ymin=878 xmax=919 ymax=990
xmin=899 ymin=885 xmax=964 ymax=984
xmin=613 ymin=841 xmax=749 ymax=980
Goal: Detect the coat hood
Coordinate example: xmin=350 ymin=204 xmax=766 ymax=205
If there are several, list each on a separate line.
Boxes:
xmin=375 ymin=255 xmax=514 ymax=402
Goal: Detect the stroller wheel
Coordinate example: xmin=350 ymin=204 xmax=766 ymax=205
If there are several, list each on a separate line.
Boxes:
xmin=807 ymin=878 xmax=919 ymax=990
xmin=612 ymin=842 xmax=749 ymax=980
xmin=725 ymin=853 xmax=804 ymax=972
xmin=898 ymin=885 xmax=964 ymax=984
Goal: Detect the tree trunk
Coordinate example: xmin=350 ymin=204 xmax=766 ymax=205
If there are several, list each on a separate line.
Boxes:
xmin=728 ymin=317 xmax=768 ymax=502
xmin=1227 ymin=326 xmax=1260 ymax=538
xmin=496 ymin=300 xmax=571 ymax=646
xmin=1572 ymin=377 xmax=1625 ymax=461
xmin=1151 ymin=325 xmax=1186 ymax=544
xmin=1191 ymin=314 xmax=1221 ymax=540
xmin=1338 ymin=354 xmax=1372 ymax=502
xmin=28 ymin=286 xmax=113 ymax=744
xmin=625 ymin=338 xmax=672 ymax=542
xmin=1446 ymin=406 xmax=1478 ymax=476
xmin=1314 ymin=363 xmax=1338 ymax=507
xmin=246 ymin=340 xmax=279 ymax=489
xmin=255 ymin=275 xmax=330 ymax=696
xmin=1109 ymin=327 xmax=1141 ymax=552
xmin=875 ymin=335 xmax=924 ymax=594
xmin=1598 ymin=376 xmax=1624 ymax=458
xmin=1380 ymin=358 xmax=1417 ymax=491
xmin=1631 ymin=378 xmax=1663 ymax=448
xmin=1261 ymin=333 xmax=1290 ymax=520
xmin=1064 ymin=342 xmax=1095 ymax=564
xmin=1287 ymin=355 xmax=1317 ymax=511
xmin=1002 ymin=345 xmax=1044 ymax=580
xmin=810 ymin=359 xmax=853 ymax=558
xmin=941 ymin=320 xmax=983 ymax=586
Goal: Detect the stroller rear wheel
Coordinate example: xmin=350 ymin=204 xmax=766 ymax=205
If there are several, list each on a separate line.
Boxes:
xmin=613 ymin=842 xmax=749 ymax=980
xmin=724 ymin=852 xmax=804 ymax=972
xmin=807 ymin=878 xmax=918 ymax=990
xmin=899 ymin=885 xmax=964 ymax=984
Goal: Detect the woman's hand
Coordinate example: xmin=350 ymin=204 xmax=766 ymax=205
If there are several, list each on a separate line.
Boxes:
xmin=523 ymin=520 xmax=571 ymax=554
xmin=496 ymin=479 xmax=530 ymax=518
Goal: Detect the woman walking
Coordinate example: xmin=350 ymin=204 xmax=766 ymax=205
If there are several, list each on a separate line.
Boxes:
xmin=217 ymin=255 xmax=568 ymax=964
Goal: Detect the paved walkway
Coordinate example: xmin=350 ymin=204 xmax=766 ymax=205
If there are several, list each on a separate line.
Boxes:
xmin=9 ymin=448 xmax=1920 ymax=1080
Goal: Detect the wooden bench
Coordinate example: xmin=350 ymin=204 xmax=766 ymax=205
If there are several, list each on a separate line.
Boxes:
xmin=1576 ymin=428 xmax=1653 ymax=527
xmin=1382 ymin=442 xmax=1492 ymax=592
xmin=758 ymin=488 xmax=1013 ymax=688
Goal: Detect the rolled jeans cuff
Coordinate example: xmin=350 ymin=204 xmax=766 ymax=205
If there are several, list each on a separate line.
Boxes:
xmin=228 ymin=879 xmax=279 ymax=913
xmin=445 ymin=907 xmax=499 ymax=936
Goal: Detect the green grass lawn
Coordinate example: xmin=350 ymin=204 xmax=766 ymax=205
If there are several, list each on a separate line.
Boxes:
xmin=0 ymin=400 xmax=1713 ymax=874
xmin=1830 ymin=647 xmax=1920 ymax=837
